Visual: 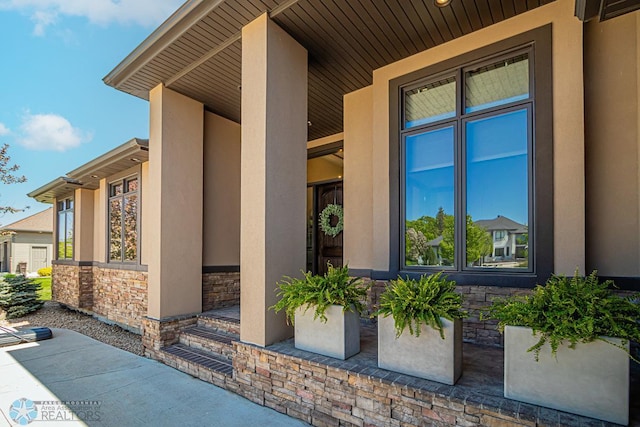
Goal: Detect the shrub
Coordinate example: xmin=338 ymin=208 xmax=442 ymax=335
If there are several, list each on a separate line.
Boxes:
xmin=375 ymin=272 xmax=466 ymax=338
xmin=271 ymin=263 xmax=369 ymax=325
xmin=37 ymin=266 xmax=52 ymax=277
xmin=484 ymin=270 xmax=640 ymax=361
xmin=0 ymin=275 xmax=44 ymax=318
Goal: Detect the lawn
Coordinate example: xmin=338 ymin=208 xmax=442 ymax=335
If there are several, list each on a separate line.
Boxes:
xmin=34 ymin=277 xmax=52 ymax=301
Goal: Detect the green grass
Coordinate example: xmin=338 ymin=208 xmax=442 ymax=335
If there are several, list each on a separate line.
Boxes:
xmin=33 ymin=277 xmax=52 ymax=301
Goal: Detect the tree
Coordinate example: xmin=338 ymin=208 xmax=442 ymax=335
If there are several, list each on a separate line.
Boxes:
xmin=0 ymin=143 xmax=27 ymax=216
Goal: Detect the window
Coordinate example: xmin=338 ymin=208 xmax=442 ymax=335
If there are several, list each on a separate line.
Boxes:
xmin=390 ymin=26 xmax=553 ymax=286
xmin=109 ymin=177 xmax=138 ymax=262
xmin=57 ymin=198 xmax=73 ymax=259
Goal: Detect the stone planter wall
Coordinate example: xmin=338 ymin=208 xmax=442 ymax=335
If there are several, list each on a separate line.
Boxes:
xmin=51 ymin=263 xmax=94 ymax=310
xmin=93 ymin=267 xmax=148 ymax=332
xmin=202 ymin=271 xmax=240 ymax=311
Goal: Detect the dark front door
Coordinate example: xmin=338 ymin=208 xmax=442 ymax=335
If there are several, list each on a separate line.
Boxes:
xmin=315 ymin=182 xmax=343 ymax=275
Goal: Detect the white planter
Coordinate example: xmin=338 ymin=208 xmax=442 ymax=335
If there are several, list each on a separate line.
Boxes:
xmin=504 ymin=325 xmax=630 ymax=425
xmin=294 ymin=304 xmax=360 ymax=360
xmin=377 ymin=315 xmax=462 ymax=385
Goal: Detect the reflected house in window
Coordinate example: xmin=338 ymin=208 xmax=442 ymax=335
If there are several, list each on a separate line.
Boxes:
xmin=474 ymin=215 xmax=528 ymax=266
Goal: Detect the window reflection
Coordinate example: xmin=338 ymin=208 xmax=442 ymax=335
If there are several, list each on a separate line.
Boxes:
xmin=57 ymin=198 xmax=73 ymax=260
xmin=465 ymin=54 xmax=529 ymax=113
xmin=466 ymin=109 xmax=529 ymax=268
xmin=405 ymin=77 xmax=456 ymax=128
xmin=404 ymin=126 xmax=455 ymax=267
xmin=109 ymin=176 xmax=138 ymax=262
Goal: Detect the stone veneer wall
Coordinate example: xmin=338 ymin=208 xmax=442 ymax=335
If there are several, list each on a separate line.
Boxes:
xmin=142 ymin=316 xmax=198 ymax=358
xmin=52 ymin=263 xmax=94 ymax=310
xmin=232 ymin=343 xmax=536 ymax=427
xmin=364 ymin=279 xmax=532 ymax=347
xmin=92 ymin=267 xmax=148 ymax=332
xmin=202 ymin=271 xmax=240 ymax=311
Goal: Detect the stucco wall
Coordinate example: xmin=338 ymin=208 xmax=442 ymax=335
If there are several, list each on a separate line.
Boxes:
xmin=343 ymin=0 xmax=585 ymax=276
xmin=75 ymin=188 xmax=94 ymax=262
xmin=307 ymin=156 xmax=342 ymax=184
xmin=203 ymin=111 xmax=241 ymax=267
xmin=585 ymin=12 xmax=640 ymax=277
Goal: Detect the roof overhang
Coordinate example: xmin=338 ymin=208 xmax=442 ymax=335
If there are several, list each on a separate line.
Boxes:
xmin=104 ymin=0 xmax=555 ymax=141
xmin=575 ymin=0 xmax=640 ymax=21
xmin=28 ymin=138 xmax=149 ymax=204
xmin=27 ymin=177 xmax=83 ymax=204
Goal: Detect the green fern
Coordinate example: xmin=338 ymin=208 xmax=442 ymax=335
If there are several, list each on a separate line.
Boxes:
xmin=374 ymin=272 xmax=466 ymax=339
xmin=271 ymin=263 xmax=369 ymax=325
xmin=484 ymin=270 xmax=640 ymax=362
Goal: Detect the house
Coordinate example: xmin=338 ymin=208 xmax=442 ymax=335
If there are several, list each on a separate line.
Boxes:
xmin=0 ymin=208 xmax=53 ymax=275
xmin=475 ymin=215 xmax=528 ymax=265
xmin=28 ymin=0 xmax=640 ymax=424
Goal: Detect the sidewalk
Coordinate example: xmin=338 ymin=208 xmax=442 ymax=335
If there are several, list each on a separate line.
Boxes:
xmin=0 ymin=328 xmax=307 ymax=426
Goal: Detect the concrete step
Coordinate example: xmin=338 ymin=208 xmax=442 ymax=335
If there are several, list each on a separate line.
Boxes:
xmin=197 ymin=311 xmax=240 ymax=335
xmin=160 ymin=343 xmax=232 ymax=389
xmin=180 ymin=325 xmax=238 ymax=359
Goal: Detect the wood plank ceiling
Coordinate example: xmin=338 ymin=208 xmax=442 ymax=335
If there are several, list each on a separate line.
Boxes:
xmin=108 ymin=0 xmax=554 ymax=141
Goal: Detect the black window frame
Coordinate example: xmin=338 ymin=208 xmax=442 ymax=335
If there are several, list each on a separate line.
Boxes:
xmin=389 ymin=25 xmax=553 ymax=287
xmin=108 ymin=175 xmax=139 ymax=264
xmin=56 ymin=197 xmax=74 ymax=260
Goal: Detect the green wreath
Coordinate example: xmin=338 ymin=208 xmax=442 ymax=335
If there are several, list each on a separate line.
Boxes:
xmin=319 ymin=204 xmax=344 ymax=237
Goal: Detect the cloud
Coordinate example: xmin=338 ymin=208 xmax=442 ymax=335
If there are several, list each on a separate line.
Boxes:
xmin=0 ymin=123 xmax=9 ymax=136
xmin=0 ymin=0 xmax=184 ymax=35
xmin=18 ymin=113 xmax=91 ymax=152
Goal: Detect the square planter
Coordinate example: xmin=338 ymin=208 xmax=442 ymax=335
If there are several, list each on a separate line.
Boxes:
xmin=377 ymin=315 xmax=462 ymax=385
xmin=294 ymin=304 xmax=360 ymax=360
xmin=504 ymin=325 xmax=630 ymax=425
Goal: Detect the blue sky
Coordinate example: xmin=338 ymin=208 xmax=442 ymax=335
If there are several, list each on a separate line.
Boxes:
xmin=0 ymin=0 xmax=184 ymax=227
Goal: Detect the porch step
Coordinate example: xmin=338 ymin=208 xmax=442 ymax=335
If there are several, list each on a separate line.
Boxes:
xmin=180 ymin=325 xmax=238 ymax=359
xmin=160 ymin=344 xmax=233 ymax=388
xmin=197 ymin=311 xmax=240 ymax=335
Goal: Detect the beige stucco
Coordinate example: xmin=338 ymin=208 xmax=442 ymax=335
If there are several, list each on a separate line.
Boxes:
xmin=346 ymin=0 xmax=585 ymax=275
xmin=307 ymin=155 xmax=342 ymax=184
xmin=148 ymin=84 xmax=204 ymax=319
xmin=74 ymin=188 xmax=94 ymax=261
xmin=240 ymin=14 xmax=307 ymax=346
xmin=585 ymin=12 xmax=640 ymax=276
xmin=140 ymin=161 xmax=150 ymax=266
xmin=93 ymin=180 xmax=106 ymax=262
xmin=343 ymin=86 xmax=373 ymax=270
xmin=203 ymin=111 xmax=241 ymax=267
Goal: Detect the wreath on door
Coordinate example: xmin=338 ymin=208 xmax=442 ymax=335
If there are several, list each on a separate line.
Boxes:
xmin=319 ymin=204 xmax=344 ymax=237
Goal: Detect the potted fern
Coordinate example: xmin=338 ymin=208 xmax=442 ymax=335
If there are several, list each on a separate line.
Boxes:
xmin=485 ymin=270 xmax=640 ymax=425
xmin=375 ymin=272 xmax=466 ymax=385
xmin=271 ymin=264 xmax=368 ymax=360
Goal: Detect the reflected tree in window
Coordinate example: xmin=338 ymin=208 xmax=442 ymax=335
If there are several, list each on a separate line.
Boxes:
xmin=109 ymin=177 xmax=137 ymax=262
xmin=57 ymin=198 xmax=73 ymax=260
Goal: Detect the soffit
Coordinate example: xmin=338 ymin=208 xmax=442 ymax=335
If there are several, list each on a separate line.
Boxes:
xmin=105 ymin=0 xmax=554 ymax=141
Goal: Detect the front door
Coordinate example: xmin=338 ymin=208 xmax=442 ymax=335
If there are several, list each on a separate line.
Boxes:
xmin=31 ymin=246 xmax=48 ymax=272
xmin=315 ymin=182 xmax=343 ymax=275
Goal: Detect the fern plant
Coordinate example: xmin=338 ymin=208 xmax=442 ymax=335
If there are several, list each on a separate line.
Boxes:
xmin=485 ymin=270 xmax=640 ymax=361
xmin=271 ymin=264 xmax=369 ymax=325
xmin=375 ymin=272 xmax=466 ymax=339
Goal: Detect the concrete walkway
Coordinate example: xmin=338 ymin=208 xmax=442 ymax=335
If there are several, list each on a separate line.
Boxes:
xmin=0 ymin=328 xmax=307 ymax=426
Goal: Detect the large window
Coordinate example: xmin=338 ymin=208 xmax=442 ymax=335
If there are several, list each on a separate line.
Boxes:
xmin=109 ymin=176 xmax=138 ymax=262
xmin=57 ymin=198 xmax=73 ymax=260
xmin=391 ymin=26 xmax=553 ymax=286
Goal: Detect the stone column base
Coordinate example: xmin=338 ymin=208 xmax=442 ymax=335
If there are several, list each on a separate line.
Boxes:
xmin=141 ymin=315 xmax=198 ymax=359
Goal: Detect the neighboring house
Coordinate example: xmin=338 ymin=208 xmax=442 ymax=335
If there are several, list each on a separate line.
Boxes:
xmin=0 ymin=208 xmax=53 ymax=274
xmin=475 ymin=215 xmax=528 ymax=264
xmin=28 ymin=0 xmax=640 ymax=425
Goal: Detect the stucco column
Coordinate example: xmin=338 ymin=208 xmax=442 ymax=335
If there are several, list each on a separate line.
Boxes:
xmin=74 ymin=188 xmax=94 ymax=262
xmin=147 ymin=84 xmax=204 ymax=319
xmin=240 ymin=14 xmax=308 ymax=346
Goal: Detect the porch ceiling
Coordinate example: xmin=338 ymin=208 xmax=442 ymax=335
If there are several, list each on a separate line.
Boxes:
xmin=104 ymin=0 xmax=554 ymax=141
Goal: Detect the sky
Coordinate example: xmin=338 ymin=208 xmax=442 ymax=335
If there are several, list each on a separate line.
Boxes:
xmin=0 ymin=0 xmax=185 ymax=227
